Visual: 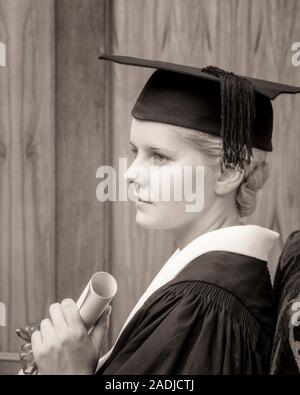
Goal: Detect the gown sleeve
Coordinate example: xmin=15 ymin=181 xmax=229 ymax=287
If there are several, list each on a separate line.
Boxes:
xmin=97 ymin=281 xmax=273 ymax=375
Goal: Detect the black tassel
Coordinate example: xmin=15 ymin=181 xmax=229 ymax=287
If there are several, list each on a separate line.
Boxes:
xmin=201 ymin=66 xmax=255 ymax=170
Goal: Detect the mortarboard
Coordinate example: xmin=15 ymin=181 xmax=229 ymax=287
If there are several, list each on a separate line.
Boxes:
xmin=99 ymin=54 xmax=300 ymax=169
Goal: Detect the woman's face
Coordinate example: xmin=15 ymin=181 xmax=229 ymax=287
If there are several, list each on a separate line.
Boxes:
xmin=125 ymin=118 xmax=219 ymax=230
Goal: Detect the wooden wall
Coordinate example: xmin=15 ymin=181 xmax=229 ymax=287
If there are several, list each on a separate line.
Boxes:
xmin=0 ymin=0 xmax=300 ymax=374
xmin=55 ymin=0 xmax=113 ymax=350
xmin=0 ymin=0 xmax=56 ymax=358
xmin=0 ymin=0 xmax=112 ymax=372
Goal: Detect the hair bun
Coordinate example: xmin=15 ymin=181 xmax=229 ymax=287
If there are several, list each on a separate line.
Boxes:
xmin=237 ymin=160 xmax=270 ymax=217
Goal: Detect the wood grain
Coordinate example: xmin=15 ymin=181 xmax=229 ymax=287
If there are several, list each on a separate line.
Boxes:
xmin=0 ymin=0 xmax=55 ymax=352
xmin=0 ymin=352 xmax=20 ymax=375
xmin=55 ymin=0 xmax=113 ymax=350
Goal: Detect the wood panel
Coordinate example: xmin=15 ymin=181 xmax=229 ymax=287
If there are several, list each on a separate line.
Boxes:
xmin=110 ymin=0 xmax=300 ymax=340
xmin=0 ymin=352 xmax=20 ymax=375
xmin=0 ymin=0 xmax=55 ymax=353
xmin=55 ymin=0 xmax=113 ymax=350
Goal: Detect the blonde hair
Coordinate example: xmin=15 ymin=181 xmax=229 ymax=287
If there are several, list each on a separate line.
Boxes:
xmin=174 ymin=126 xmax=270 ymax=218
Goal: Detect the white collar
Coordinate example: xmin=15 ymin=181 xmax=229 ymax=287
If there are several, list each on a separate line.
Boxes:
xmin=176 ymin=224 xmax=279 ymax=262
xmin=96 ymin=224 xmax=279 ymax=371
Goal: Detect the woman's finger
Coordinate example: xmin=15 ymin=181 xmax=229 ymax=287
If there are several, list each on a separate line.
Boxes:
xmin=49 ymin=303 xmax=68 ymax=332
xmin=40 ymin=318 xmax=56 ymax=345
xmin=60 ymin=298 xmax=85 ymax=329
xmin=31 ymin=330 xmax=43 ymax=356
xmin=90 ymin=305 xmax=111 ymax=354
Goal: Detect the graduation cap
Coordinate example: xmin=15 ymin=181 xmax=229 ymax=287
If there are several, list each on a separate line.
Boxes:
xmin=99 ymin=54 xmax=300 ymax=169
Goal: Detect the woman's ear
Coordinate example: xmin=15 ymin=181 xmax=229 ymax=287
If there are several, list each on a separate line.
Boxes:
xmin=214 ymin=166 xmax=245 ymax=196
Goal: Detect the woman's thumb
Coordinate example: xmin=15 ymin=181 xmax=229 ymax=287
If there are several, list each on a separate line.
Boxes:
xmin=90 ymin=305 xmax=111 ymax=354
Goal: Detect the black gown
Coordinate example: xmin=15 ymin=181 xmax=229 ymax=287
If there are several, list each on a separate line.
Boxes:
xmin=96 ymin=251 xmax=275 ymax=375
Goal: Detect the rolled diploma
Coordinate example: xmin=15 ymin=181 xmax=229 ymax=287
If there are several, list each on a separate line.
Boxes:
xmin=76 ymin=272 xmax=117 ymax=331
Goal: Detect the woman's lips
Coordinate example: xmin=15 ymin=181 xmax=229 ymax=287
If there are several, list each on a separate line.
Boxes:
xmin=136 ymin=198 xmax=153 ymax=204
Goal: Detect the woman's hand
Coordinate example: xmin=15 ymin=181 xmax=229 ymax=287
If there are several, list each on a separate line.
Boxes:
xmin=31 ymin=299 xmax=111 ymax=375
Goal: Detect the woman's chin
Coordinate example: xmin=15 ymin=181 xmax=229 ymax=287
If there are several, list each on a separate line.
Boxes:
xmin=135 ymin=211 xmax=165 ymax=230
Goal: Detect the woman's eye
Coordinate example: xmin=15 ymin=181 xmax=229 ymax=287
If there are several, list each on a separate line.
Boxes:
xmin=129 ymin=148 xmax=169 ymax=164
xmin=151 ymin=152 xmax=169 ymax=164
xmin=130 ymin=148 xmax=138 ymax=156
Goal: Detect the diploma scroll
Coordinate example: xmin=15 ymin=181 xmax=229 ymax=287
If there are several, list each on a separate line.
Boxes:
xmin=16 ymin=271 xmax=117 ymax=374
xmin=76 ymin=272 xmax=117 ymax=330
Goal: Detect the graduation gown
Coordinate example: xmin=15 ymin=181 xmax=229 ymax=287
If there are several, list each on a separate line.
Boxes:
xmin=96 ymin=225 xmax=279 ymax=375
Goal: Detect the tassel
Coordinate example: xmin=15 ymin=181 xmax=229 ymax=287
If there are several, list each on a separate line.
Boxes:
xmin=201 ymin=66 xmax=255 ymax=170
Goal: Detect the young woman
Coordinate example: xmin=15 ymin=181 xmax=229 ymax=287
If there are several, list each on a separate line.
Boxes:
xmin=29 ymin=55 xmax=300 ymax=375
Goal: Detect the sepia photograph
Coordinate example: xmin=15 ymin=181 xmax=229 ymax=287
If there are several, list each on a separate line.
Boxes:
xmin=0 ymin=0 xmax=300 ymax=378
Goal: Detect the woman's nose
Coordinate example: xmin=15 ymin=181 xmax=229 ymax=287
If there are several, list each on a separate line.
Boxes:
xmin=124 ymin=164 xmax=137 ymax=184
xmin=124 ymin=160 xmax=148 ymax=187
